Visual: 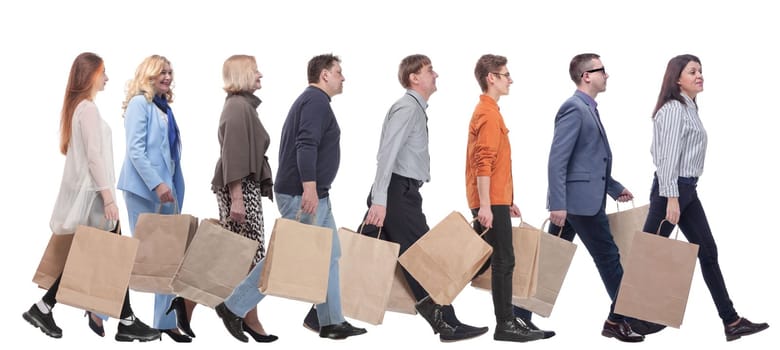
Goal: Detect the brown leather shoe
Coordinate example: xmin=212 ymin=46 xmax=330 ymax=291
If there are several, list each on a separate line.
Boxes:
xmin=601 ymin=320 xmax=644 ymax=342
xmin=725 ymin=317 xmax=769 ymax=341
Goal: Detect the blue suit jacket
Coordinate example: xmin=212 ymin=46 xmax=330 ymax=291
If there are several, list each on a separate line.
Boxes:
xmin=117 ymin=95 xmax=185 ymax=208
xmin=547 ymin=92 xmax=623 ymax=216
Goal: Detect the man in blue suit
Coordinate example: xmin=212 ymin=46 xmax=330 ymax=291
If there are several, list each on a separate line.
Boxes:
xmin=544 ymin=53 xmax=642 ymax=342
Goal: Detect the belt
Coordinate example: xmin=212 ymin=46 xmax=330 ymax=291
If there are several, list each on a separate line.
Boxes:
xmin=678 ymin=176 xmax=699 ymax=185
xmin=392 ymin=173 xmax=424 ymax=188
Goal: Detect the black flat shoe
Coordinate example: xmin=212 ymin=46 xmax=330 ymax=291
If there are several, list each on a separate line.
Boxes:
xmin=601 ymin=320 xmax=644 ymax=343
xmin=627 ymin=318 xmax=666 ymax=336
xmin=725 ymin=317 xmax=769 ymax=342
xmin=22 ymin=304 xmax=62 ymax=338
xmin=165 ymin=296 xmax=195 ymax=338
xmin=215 ymin=302 xmax=248 ymax=343
xmin=161 ymin=329 xmax=192 ymax=343
xmin=302 ymin=305 xmax=319 ymax=332
xmin=319 ymin=321 xmax=367 ymax=340
xmin=242 ymin=321 xmax=278 ymax=343
xmin=85 ymin=311 xmax=105 ymax=337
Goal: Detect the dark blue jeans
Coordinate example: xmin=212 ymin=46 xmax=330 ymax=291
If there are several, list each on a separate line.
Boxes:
xmin=643 ymin=177 xmax=738 ymax=325
xmin=515 ymin=207 xmax=626 ymax=322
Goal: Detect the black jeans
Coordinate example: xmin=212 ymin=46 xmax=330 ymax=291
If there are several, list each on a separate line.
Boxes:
xmin=472 ymin=205 xmax=515 ymax=323
xmin=362 ymin=173 xmax=429 ymax=302
xmin=643 ymin=176 xmax=738 ymax=325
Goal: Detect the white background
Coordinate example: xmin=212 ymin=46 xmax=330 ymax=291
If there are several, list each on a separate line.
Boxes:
xmin=1 ymin=0 xmax=777 ymax=349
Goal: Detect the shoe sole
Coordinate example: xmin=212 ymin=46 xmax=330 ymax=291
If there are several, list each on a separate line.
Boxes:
xmin=726 ymin=325 xmax=770 ymax=342
xmin=493 ymin=334 xmax=543 ymax=342
xmin=441 ymin=330 xmax=489 ymax=342
xmin=601 ymin=330 xmax=644 ymax=343
xmin=115 ymin=334 xmax=161 ymax=342
xmin=23 ymin=312 xmax=62 ymax=339
xmin=302 ymin=322 xmax=319 ymax=333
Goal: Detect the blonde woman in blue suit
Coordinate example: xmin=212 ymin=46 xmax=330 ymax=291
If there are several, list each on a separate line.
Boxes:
xmin=117 ymin=55 xmax=193 ymax=343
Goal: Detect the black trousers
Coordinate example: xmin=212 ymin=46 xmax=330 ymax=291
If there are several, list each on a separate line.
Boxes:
xmin=362 ymin=174 xmax=429 ymax=302
xmin=472 ymin=205 xmax=515 ymax=323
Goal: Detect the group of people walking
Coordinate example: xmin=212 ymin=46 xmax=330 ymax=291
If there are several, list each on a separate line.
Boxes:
xmin=23 ymin=51 xmax=769 ymax=344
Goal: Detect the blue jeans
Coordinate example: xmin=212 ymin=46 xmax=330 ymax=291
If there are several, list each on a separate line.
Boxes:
xmin=225 ymin=193 xmax=345 ymax=326
xmin=123 ymin=191 xmax=178 ymax=329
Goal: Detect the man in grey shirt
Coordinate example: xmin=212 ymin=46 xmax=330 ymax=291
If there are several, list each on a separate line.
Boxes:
xmin=360 ymin=54 xmax=487 ymax=342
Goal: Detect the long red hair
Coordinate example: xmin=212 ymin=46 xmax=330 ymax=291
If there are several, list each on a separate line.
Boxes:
xmin=60 ymin=52 xmax=104 ymax=155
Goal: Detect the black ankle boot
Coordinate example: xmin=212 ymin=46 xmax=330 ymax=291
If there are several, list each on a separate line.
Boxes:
xmin=440 ymin=305 xmax=489 ymax=341
xmin=22 ymin=304 xmax=62 ymax=338
xmin=494 ymin=319 xmax=545 ymax=342
xmin=115 ymin=316 xmax=161 ymax=342
xmin=415 ymin=297 xmax=456 ymax=337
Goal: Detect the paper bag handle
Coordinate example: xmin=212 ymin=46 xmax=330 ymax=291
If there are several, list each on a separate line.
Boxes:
xmin=653 ymin=219 xmax=682 ymax=240
xmin=294 ymin=210 xmax=318 ymax=224
xmin=468 ymin=219 xmax=491 ymax=237
xmin=357 ymin=223 xmax=383 ymax=239
xmin=154 ymin=198 xmax=181 ymax=215
xmin=540 ymin=218 xmax=565 ymax=238
xmin=614 ymin=199 xmax=636 ymax=212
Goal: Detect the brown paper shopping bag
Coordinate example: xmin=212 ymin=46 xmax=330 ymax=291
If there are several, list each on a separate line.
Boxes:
xmin=170 ymin=219 xmax=258 ymax=308
xmin=130 ymin=211 xmax=198 ymax=293
xmin=398 ymin=211 xmax=493 ymax=305
xmin=259 ymin=217 xmax=333 ymax=304
xmin=338 ymin=227 xmax=400 ymax=325
xmin=607 ymin=201 xmax=649 ymax=267
xmin=32 ymin=233 xmax=75 ymax=289
xmin=56 ymin=225 xmax=139 ymax=318
xmin=386 ymin=264 xmax=418 ymax=314
xmin=471 ymin=219 xmax=541 ymax=299
xmin=614 ymin=223 xmax=699 ymax=328
xmin=512 ymin=220 xmax=578 ymax=317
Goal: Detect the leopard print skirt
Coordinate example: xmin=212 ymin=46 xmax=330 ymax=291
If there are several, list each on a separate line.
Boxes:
xmin=216 ymin=178 xmax=265 ymax=264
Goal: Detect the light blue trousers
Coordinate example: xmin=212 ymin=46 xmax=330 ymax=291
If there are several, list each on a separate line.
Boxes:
xmin=224 ymin=193 xmax=345 ymax=326
xmin=123 ymin=191 xmax=177 ymax=330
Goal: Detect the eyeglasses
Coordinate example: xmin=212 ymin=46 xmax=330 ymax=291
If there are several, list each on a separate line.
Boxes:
xmin=491 ymin=72 xmax=511 ymax=79
xmin=581 ymin=67 xmax=606 ymax=77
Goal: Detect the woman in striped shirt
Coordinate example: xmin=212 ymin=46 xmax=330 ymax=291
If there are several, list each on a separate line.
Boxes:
xmin=642 ymin=54 xmax=768 ymax=342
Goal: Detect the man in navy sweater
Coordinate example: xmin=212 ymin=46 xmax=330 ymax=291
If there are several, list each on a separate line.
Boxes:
xmin=274 ymin=53 xmax=366 ymax=340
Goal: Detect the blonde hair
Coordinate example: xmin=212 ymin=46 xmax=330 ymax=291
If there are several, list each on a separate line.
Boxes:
xmin=122 ymin=54 xmax=174 ymax=111
xmin=223 ymin=55 xmax=258 ymax=93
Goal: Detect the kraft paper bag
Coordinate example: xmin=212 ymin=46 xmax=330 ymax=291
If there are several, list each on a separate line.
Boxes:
xmin=386 ymin=264 xmax=418 ymax=314
xmin=512 ymin=220 xmax=578 ymax=317
xmin=259 ymin=217 xmax=333 ymax=304
xmin=56 ymin=225 xmax=139 ymax=318
xmin=398 ymin=211 xmax=493 ymax=305
xmin=130 ymin=212 xmax=198 ymax=293
xmin=471 ymin=219 xmax=541 ymax=299
xmin=614 ymin=225 xmax=699 ymax=328
xmin=32 ymin=233 xmax=75 ymax=289
xmin=338 ymin=227 xmax=400 ymax=325
xmin=170 ymin=219 xmax=258 ymax=308
xmin=607 ymin=202 xmax=649 ymax=267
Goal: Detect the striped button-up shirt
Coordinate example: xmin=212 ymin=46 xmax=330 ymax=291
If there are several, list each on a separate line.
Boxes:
xmin=651 ymin=94 xmax=707 ymax=197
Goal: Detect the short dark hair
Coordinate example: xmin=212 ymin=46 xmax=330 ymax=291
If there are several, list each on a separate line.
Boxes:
xmin=307 ymin=53 xmax=341 ymax=84
xmin=653 ymin=54 xmax=701 ymax=117
xmin=474 ymin=54 xmax=507 ymax=92
xmin=569 ymin=53 xmax=601 ymax=84
xmin=398 ymin=54 xmax=431 ymax=88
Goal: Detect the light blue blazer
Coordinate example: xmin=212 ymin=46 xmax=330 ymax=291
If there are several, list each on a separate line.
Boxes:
xmin=117 ymin=95 xmax=185 ymax=207
xmin=547 ymin=92 xmax=623 ymax=216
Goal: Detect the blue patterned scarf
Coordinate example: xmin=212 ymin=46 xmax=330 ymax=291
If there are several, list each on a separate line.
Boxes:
xmin=152 ymin=94 xmax=181 ymax=163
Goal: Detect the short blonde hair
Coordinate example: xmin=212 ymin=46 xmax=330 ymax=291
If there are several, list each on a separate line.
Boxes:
xmin=223 ymin=55 xmax=258 ymax=93
xmin=122 ymin=55 xmax=173 ymax=110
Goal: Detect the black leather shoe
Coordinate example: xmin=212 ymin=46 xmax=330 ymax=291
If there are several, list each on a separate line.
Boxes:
xmin=165 ymin=296 xmax=195 ymax=338
xmin=161 ymin=329 xmax=192 ymax=343
xmin=601 ymin=320 xmax=644 ymax=343
xmin=724 ymin=317 xmax=769 ymax=341
xmin=627 ymin=318 xmax=666 ymax=336
xmin=415 ymin=296 xmax=456 ymax=337
xmin=517 ymin=317 xmax=555 ymax=339
xmin=115 ymin=316 xmax=161 ymax=342
xmin=439 ymin=305 xmax=489 ymax=341
xmin=242 ymin=320 xmax=279 ymax=343
xmin=85 ymin=311 xmax=105 ymax=337
xmin=22 ymin=304 xmax=62 ymax=338
xmin=215 ymin=302 xmax=248 ymax=343
xmin=494 ymin=319 xmax=545 ymax=342
xmin=302 ymin=305 xmax=319 ymax=332
xmin=318 ymin=321 xmax=367 ymax=340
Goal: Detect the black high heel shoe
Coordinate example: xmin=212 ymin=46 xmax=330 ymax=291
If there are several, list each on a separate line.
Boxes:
xmin=165 ymin=296 xmax=195 ymax=338
xmin=85 ymin=311 xmax=105 ymax=337
xmin=242 ymin=321 xmax=278 ymax=343
xmin=161 ymin=329 xmax=192 ymax=343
